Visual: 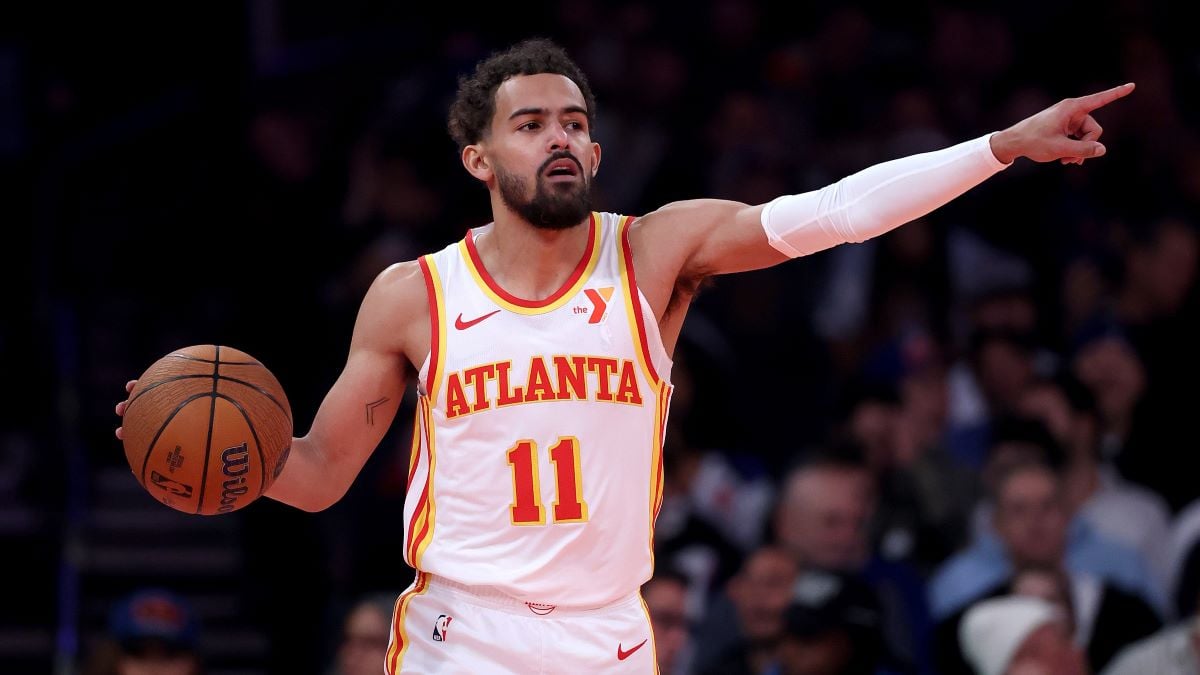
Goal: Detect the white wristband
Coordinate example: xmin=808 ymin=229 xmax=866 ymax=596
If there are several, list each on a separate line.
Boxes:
xmin=761 ymin=133 xmax=1011 ymax=258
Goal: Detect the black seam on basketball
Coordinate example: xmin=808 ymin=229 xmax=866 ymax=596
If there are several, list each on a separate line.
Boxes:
xmin=214 ymin=393 xmax=268 ymax=498
xmin=166 ymin=353 xmax=263 ymax=366
xmin=196 ymin=347 xmax=221 ymax=514
xmin=217 ymin=375 xmax=290 ymax=417
xmin=139 ymin=392 xmax=215 ymax=495
xmin=127 ymin=374 xmax=212 ymax=410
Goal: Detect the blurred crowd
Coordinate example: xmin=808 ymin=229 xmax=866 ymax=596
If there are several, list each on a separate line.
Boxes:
xmin=4 ymin=1 xmax=1200 ymax=674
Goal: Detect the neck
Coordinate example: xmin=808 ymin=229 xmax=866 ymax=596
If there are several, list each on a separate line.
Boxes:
xmin=477 ymin=200 xmax=593 ymax=300
xmin=1062 ymin=458 xmax=1099 ymax=514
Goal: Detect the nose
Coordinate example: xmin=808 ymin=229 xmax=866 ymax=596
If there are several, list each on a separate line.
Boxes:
xmin=546 ymin=121 xmax=569 ymax=151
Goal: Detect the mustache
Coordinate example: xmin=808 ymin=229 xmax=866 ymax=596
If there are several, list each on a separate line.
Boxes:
xmin=538 ymin=151 xmax=584 ymax=176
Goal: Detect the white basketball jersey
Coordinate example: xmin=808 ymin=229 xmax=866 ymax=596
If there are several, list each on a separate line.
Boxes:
xmin=402 ymin=212 xmax=672 ymax=608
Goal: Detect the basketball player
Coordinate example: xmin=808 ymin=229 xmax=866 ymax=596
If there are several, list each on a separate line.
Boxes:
xmin=117 ymin=39 xmax=1133 ymax=673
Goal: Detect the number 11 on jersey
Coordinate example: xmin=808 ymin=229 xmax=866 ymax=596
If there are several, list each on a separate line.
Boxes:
xmin=507 ymin=437 xmax=589 ymax=525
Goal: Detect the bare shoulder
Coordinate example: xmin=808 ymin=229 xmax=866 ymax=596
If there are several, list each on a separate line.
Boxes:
xmin=370 ymin=260 xmax=427 ymax=307
xmin=627 ymin=198 xmax=750 ymax=281
xmin=629 ymin=199 xmax=746 ymax=258
xmin=634 ymin=199 xmax=745 ymax=232
xmin=352 ymin=260 xmax=430 ymax=364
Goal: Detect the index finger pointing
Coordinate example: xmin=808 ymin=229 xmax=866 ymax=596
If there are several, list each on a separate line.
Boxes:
xmin=1075 ymin=83 xmax=1136 ymax=112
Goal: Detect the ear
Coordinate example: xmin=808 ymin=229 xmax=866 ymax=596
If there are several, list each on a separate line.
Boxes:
xmin=589 ymin=141 xmax=602 ymax=177
xmin=462 ymin=144 xmax=493 ymax=183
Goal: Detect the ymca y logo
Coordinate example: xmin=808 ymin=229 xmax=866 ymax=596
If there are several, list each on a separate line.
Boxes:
xmin=583 ymin=287 xmax=614 ymax=324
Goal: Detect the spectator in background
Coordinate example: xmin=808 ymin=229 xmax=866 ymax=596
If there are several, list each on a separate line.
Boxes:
xmin=1064 ymin=322 xmax=1193 ymax=513
xmin=774 ymin=453 xmax=874 ymax=576
xmin=1013 ymin=565 xmax=1159 ymax=672
xmin=655 ymin=426 xmax=746 ymax=620
xmin=841 ymin=336 xmax=978 ymax=573
xmin=1009 ymin=567 xmax=1076 ymax=638
xmin=642 ymin=570 xmax=693 ymax=675
xmin=772 ymin=572 xmax=884 ymax=675
xmin=1114 ymin=216 xmax=1197 ymax=354
xmin=1100 ymin=216 xmax=1199 ymax=511
xmin=935 ymin=562 xmax=1159 ymax=674
xmin=330 ymin=593 xmax=396 ymax=675
xmin=946 ymin=328 xmax=1039 ymax=468
xmin=772 ymin=451 xmax=931 ymax=673
xmin=958 ymin=596 xmax=1086 ymax=675
xmin=696 ymin=546 xmax=798 ymax=675
xmin=1104 ymin=566 xmax=1200 ymax=674
xmin=1069 ymin=324 xmax=1144 ymax=461
xmin=84 ymin=589 xmax=201 ymax=675
xmin=931 ymin=457 xmax=1163 ymax=622
xmin=942 ymin=281 xmax=1039 ymax=444
xmin=972 ymin=417 xmax=1066 ymax=534
xmin=969 ymin=330 xmax=1039 ymax=423
xmin=1059 ymin=255 xmax=1113 ymax=345
xmin=655 ymin=349 xmax=769 ymax=617
xmin=1017 ymin=371 xmax=1171 ymax=588
xmin=1169 ymin=500 xmax=1200 ymax=618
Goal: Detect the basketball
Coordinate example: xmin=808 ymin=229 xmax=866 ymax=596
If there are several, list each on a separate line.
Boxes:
xmin=121 ymin=345 xmax=293 ymax=515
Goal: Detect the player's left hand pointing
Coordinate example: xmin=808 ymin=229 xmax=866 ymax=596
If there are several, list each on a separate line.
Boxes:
xmin=989 ymin=82 xmax=1135 ymax=165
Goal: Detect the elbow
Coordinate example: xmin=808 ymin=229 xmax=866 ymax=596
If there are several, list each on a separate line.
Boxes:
xmin=293 ymin=497 xmax=335 ymax=513
xmin=290 ymin=483 xmax=350 ymax=513
xmin=265 ymin=470 xmax=351 ymax=514
xmin=268 ymin=435 xmax=353 ymax=512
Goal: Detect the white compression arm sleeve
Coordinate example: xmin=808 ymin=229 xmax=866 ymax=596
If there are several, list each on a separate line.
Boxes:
xmin=760 ymin=133 xmax=1011 ymax=257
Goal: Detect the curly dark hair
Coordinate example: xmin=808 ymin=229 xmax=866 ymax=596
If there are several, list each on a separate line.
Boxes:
xmin=448 ymin=38 xmax=596 ymax=151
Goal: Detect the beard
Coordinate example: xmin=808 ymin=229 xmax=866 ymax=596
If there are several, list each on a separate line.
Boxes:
xmin=496 ymin=153 xmax=592 ymax=231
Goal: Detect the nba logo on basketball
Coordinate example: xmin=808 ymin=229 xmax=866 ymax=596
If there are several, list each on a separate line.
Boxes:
xmin=432 ymin=614 xmax=452 ymax=642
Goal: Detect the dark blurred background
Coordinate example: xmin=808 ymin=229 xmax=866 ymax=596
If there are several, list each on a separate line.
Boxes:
xmin=3 ymin=1 xmax=1199 ymax=674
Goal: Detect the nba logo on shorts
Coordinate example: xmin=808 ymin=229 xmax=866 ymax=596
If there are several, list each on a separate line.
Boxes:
xmin=432 ymin=614 xmax=452 ymax=642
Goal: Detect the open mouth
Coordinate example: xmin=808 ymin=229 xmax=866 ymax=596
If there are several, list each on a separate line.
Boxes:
xmin=543 ymin=158 xmax=581 ymax=181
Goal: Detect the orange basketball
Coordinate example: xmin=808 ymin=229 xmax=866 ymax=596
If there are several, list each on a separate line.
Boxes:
xmin=121 ymin=345 xmax=293 ymax=515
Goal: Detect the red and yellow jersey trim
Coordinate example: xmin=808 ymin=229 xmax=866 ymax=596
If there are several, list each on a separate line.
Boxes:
xmin=404 ymin=404 xmax=422 ymax=491
xmin=639 ymin=592 xmax=662 ymax=675
xmin=412 ymin=397 xmax=439 ymax=567
xmin=617 ymin=215 xmax=661 ymax=386
xmin=417 ymin=255 xmax=447 ymax=402
xmin=648 ymin=381 xmax=670 ymax=566
xmin=385 ymin=572 xmax=430 ymax=674
xmin=459 ymin=212 xmax=602 ymax=315
xmin=404 ymin=397 xmax=439 ymax=568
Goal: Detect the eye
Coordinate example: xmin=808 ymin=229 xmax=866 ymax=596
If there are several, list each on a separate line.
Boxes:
xmin=566 ymin=120 xmax=585 ymax=130
xmin=519 ymin=121 xmax=540 ymax=131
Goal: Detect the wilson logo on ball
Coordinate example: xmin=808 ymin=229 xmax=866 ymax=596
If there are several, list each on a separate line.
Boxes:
xmin=216 ymin=443 xmax=250 ymax=513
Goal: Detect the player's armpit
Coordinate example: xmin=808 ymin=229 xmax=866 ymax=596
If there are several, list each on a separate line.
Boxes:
xmin=265 ymin=262 xmax=424 ymax=512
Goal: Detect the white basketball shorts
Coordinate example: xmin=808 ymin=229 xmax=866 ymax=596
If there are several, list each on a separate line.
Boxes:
xmin=384 ymin=573 xmax=658 ymax=674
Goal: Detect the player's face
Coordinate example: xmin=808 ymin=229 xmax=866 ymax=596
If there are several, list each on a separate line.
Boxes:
xmin=480 ymin=73 xmax=600 ymax=230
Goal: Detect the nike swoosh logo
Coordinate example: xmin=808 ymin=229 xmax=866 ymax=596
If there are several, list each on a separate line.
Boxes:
xmin=617 ymin=639 xmax=647 ymax=661
xmin=454 ymin=310 xmax=501 ymax=330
